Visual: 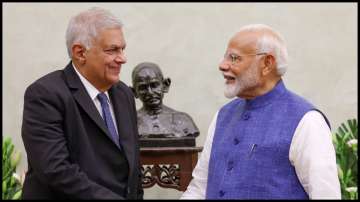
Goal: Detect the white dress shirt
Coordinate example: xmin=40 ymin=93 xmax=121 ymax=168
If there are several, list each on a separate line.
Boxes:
xmin=181 ymin=110 xmax=341 ymax=199
xmin=72 ymin=63 xmax=119 ymax=136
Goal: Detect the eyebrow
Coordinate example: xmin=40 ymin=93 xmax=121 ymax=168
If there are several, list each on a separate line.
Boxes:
xmin=107 ymin=44 xmax=126 ymax=49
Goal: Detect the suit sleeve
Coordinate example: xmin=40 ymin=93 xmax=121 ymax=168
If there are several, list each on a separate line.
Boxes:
xmin=21 ymin=82 xmax=125 ymax=199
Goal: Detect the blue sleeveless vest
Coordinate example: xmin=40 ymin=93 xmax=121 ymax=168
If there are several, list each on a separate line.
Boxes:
xmin=206 ymin=80 xmax=329 ymax=199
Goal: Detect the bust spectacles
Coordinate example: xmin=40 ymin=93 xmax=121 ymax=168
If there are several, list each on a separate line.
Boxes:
xmin=224 ymin=52 xmax=267 ymax=65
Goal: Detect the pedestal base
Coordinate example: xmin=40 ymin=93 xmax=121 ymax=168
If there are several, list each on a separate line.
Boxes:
xmin=140 ymin=146 xmax=203 ymax=191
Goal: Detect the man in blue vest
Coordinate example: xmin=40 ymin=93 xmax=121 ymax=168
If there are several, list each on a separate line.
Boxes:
xmin=181 ymin=24 xmax=340 ymax=199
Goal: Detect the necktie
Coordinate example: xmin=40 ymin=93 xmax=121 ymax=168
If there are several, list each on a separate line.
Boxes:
xmin=97 ymin=93 xmax=121 ymax=149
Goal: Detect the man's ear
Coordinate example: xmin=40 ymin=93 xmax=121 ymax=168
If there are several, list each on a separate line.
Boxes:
xmin=262 ymin=54 xmax=276 ymax=76
xmin=72 ymin=44 xmax=87 ymax=64
xmin=129 ymin=86 xmax=139 ymax=98
xmin=162 ymin=78 xmax=171 ymax=93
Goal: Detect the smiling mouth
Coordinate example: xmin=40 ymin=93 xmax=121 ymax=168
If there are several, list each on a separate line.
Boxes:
xmin=223 ymin=74 xmax=236 ymax=84
xmin=109 ymin=66 xmax=121 ymax=73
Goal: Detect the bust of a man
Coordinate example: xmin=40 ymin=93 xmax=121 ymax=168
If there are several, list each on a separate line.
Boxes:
xmin=131 ymin=62 xmax=199 ymax=139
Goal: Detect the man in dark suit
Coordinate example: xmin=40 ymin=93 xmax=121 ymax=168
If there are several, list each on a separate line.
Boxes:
xmin=21 ymin=7 xmax=143 ymax=199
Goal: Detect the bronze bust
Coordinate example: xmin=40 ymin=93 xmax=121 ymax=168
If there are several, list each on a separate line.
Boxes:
xmin=131 ymin=62 xmax=199 ymax=146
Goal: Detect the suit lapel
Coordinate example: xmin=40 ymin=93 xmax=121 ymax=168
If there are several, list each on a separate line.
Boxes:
xmin=63 ymin=63 xmax=111 ymax=139
xmin=109 ymin=86 xmax=135 ymax=175
xmin=64 ymin=62 xmax=135 ymax=177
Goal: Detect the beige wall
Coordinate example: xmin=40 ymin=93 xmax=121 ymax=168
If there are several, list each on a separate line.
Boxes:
xmin=3 ymin=2 xmax=357 ymax=199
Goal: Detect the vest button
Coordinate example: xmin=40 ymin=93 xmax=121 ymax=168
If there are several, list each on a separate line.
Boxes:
xmin=233 ymin=138 xmax=239 ymax=145
xmin=219 ymin=190 xmax=225 ymax=197
xmin=242 ymin=113 xmax=250 ymax=120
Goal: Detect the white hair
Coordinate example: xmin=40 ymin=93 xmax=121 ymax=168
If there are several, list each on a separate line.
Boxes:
xmin=238 ymin=24 xmax=288 ymax=76
xmin=65 ymin=7 xmax=123 ymax=58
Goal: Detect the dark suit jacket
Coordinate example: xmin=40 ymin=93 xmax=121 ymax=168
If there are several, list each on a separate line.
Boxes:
xmin=21 ymin=62 xmax=143 ymax=199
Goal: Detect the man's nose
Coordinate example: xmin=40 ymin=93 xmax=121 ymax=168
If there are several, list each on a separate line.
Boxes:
xmin=114 ymin=53 xmax=127 ymax=64
xmin=219 ymin=59 xmax=230 ymax=72
xmin=146 ymin=86 xmax=155 ymax=94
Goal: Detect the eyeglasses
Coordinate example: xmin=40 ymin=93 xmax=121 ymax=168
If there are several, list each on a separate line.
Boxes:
xmin=224 ymin=52 xmax=267 ymax=65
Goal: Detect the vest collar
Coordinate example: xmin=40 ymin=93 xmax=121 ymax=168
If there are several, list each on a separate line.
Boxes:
xmin=245 ymin=79 xmax=287 ymax=109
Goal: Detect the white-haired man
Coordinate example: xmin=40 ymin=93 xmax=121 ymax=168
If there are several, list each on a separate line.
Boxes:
xmin=181 ymin=24 xmax=340 ymax=199
xmin=21 ymin=7 xmax=143 ymax=199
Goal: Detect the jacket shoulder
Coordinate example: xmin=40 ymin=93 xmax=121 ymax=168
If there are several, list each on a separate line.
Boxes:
xmin=26 ymin=70 xmax=65 ymax=93
xmin=285 ymin=90 xmax=315 ymax=109
xmin=113 ymin=81 xmax=134 ymax=97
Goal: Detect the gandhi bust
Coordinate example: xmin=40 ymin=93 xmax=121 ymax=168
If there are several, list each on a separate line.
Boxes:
xmin=131 ymin=62 xmax=199 ymax=139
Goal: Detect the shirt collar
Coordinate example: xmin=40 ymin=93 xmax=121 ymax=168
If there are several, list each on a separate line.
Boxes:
xmin=72 ymin=62 xmax=110 ymax=101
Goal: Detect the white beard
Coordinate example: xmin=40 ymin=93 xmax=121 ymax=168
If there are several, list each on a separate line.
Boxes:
xmin=224 ymin=80 xmax=241 ymax=98
xmin=224 ymin=61 xmax=260 ymax=99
